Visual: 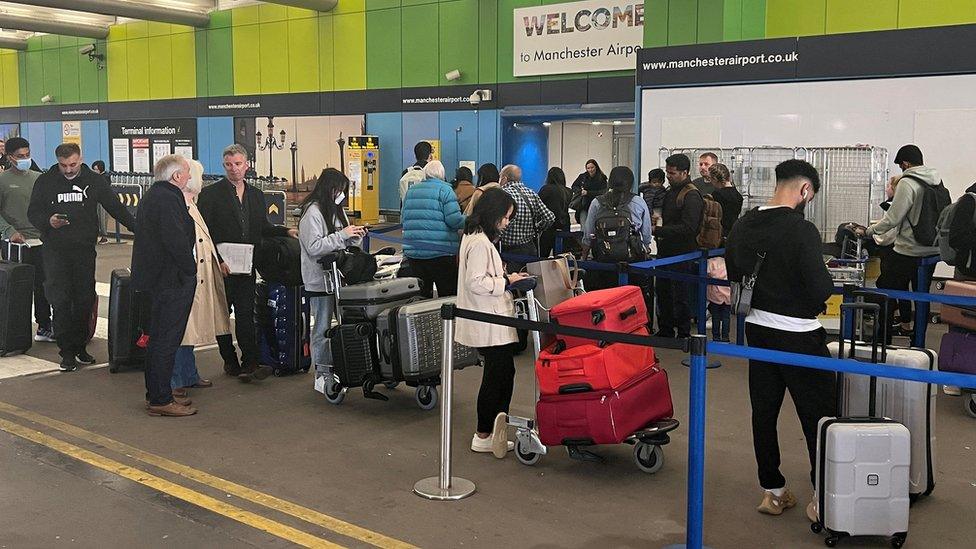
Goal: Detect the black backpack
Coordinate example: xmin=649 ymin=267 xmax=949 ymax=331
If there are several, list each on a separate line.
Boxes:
xmin=901 ymin=174 xmax=952 ymax=246
xmin=336 ymin=246 xmax=377 ymax=285
xmin=255 ymin=236 xmax=304 ymax=286
xmin=592 ymin=193 xmax=645 ymax=263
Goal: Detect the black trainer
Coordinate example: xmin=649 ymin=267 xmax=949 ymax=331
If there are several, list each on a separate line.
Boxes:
xmin=59 ymin=358 xmax=78 ymax=372
xmin=76 ymin=350 xmax=96 ymax=365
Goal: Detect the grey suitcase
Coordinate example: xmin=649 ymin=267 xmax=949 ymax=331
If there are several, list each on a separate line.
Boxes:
xmin=376 ymin=297 xmax=480 ymax=384
xmin=337 ymin=277 xmax=423 ymax=322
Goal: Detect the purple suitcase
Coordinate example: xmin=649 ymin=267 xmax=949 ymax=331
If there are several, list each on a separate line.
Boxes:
xmin=939 ymin=329 xmax=976 ymax=375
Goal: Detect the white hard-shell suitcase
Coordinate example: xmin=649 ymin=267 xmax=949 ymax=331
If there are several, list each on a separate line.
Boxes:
xmin=828 ymin=342 xmax=937 ymax=501
xmin=813 ymin=299 xmax=910 ymax=548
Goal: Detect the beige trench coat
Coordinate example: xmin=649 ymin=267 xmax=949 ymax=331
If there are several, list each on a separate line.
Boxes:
xmin=454 ymin=231 xmax=517 ymax=349
xmin=182 ymin=198 xmax=232 ymax=346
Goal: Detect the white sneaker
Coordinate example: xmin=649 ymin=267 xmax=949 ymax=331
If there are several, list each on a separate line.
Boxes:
xmin=471 ymin=434 xmax=493 ymax=453
xmin=944 ymin=385 xmax=962 ymax=396
xmin=491 ymin=412 xmax=510 ymax=458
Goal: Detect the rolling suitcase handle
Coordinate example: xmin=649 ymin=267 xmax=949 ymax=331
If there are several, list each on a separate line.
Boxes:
xmin=839 ymin=295 xmax=889 ymax=418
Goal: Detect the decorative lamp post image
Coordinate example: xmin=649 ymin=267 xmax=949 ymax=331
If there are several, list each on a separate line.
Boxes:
xmin=256 ymin=117 xmax=286 ymax=181
xmin=289 ymin=141 xmax=299 ymax=192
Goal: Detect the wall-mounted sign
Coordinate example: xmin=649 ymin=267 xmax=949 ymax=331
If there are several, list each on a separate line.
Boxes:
xmin=514 ymin=0 xmax=644 ymax=77
xmin=109 ymin=118 xmax=197 ymax=173
xmin=61 ymin=121 xmax=81 ymax=146
xmin=264 ymin=191 xmax=286 ymax=225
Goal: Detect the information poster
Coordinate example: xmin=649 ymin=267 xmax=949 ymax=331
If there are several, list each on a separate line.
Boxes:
xmin=62 ymin=121 xmax=81 ymax=146
xmin=108 ymin=119 xmax=197 ymax=172
xmin=426 ymin=139 xmax=441 ymax=160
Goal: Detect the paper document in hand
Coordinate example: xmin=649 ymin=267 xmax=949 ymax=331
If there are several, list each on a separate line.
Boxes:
xmin=216 ymin=243 xmax=254 ymax=274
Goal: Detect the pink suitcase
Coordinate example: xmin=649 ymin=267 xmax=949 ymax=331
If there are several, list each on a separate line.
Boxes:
xmin=549 ymin=286 xmax=649 ymax=349
xmin=536 ymin=366 xmax=673 ymax=446
xmin=941 ymin=281 xmax=976 ymax=331
xmin=535 ymin=328 xmax=656 ymax=396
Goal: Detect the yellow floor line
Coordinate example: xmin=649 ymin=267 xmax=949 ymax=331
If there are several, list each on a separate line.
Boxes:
xmin=0 ymin=401 xmax=417 ymax=549
xmin=0 ymin=417 xmax=341 ymax=549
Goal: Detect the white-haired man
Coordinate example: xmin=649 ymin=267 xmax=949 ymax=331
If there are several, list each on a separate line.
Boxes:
xmin=131 ymin=154 xmax=198 ymax=417
xmin=401 ymin=160 xmax=466 ymax=298
xmin=498 ymin=164 xmax=554 ymax=272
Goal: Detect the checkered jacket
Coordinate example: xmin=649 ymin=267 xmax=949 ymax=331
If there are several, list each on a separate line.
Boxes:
xmin=500 ymin=181 xmax=555 ymax=247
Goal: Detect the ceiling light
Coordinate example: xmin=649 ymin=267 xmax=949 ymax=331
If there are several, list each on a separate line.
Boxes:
xmin=612 ymin=120 xmax=622 ymax=125
xmin=591 ymin=121 xmax=601 ymax=126
xmin=542 ymin=122 xmax=551 ymax=127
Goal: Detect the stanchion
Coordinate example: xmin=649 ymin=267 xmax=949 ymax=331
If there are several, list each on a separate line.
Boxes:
xmin=414 ymin=305 xmax=476 ymax=501
xmin=912 ymin=258 xmax=936 ymax=348
xmin=666 ymin=335 xmax=712 ymax=549
xmin=696 ymin=250 xmax=708 ymax=337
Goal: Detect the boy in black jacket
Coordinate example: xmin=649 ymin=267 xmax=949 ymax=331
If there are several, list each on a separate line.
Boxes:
xmin=27 ymin=143 xmax=136 ymax=372
xmin=725 ymin=159 xmax=835 ymax=522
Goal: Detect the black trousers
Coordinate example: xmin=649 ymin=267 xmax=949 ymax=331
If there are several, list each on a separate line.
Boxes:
xmin=2 ymin=241 xmax=51 ymax=329
xmin=145 ymin=285 xmax=194 ymax=406
xmin=745 ymin=323 xmax=836 ymax=489
xmin=408 ymin=255 xmax=459 ymax=298
xmin=655 ymin=262 xmax=692 ymax=337
xmin=476 ymin=343 xmax=517 ymax=434
xmin=219 ymin=274 xmax=259 ymax=368
xmin=43 ymin=245 xmax=95 ymax=359
xmin=539 ymin=228 xmax=557 ymax=259
xmin=876 ymin=251 xmax=937 ymax=326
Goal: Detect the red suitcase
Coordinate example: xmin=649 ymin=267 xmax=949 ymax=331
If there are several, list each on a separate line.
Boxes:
xmin=549 ymin=286 xmax=648 ymax=349
xmin=536 ymin=366 xmax=673 ymax=446
xmin=536 ymin=327 xmax=656 ymax=396
xmin=942 ymin=281 xmax=976 ymax=331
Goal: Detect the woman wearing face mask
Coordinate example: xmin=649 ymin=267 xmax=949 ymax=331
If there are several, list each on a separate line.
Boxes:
xmin=571 ymin=159 xmax=608 ymax=225
xmin=455 ymin=188 xmax=530 ymax=458
xmin=299 ymin=168 xmax=367 ymax=380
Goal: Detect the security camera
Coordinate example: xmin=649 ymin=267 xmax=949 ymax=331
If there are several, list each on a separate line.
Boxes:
xmin=79 ymin=44 xmax=96 ymax=55
xmin=40 ymin=94 xmax=53 ymax=103
xmin=469 ymin=91 xmax=481 ymax=106
xmin=445 ymin=69 xmax=461 ymax=81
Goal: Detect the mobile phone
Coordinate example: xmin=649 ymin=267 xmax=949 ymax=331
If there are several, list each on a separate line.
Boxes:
xmin=55 ymin=213 xmax=69 ymax=221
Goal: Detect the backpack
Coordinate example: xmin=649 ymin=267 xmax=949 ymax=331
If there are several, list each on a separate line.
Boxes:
xmin=901 ymin=174 xmax=952 ymax=247
xmin=677 ymin=184 xmax=724 ymax=249
xmin=936 ymin=193 xmax=976 ymax=265
xmin=399 ymin=166 xmax=426 ymax=205
xmin=592 ymin=193 xmax=645 ymax=262
xmin=255 ymin=236 xmax=304 ymax=286
xmin=336 ymin=246 xmax=378 ymax=285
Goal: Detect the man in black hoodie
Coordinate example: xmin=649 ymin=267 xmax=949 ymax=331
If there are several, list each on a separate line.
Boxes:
xmin=27 ymin=143 xmax=137 ymax=372
xmin=726 ymin=159 xmax=835 ymax=521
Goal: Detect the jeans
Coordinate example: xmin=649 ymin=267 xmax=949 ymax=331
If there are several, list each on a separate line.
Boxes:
xmin=171 ymin=345 xmax=200 ymax=389
xmin=476 ymin=343 xmax=517 ymax=434
xmin=310 ymin=295 xmax=336 ymax=368
xmin=219 ymin=274 xmax=258 ymax=368
xmin=145 ymin=285 xmax=195 ymax=406
xmin=43 ymin=245 xmax=96 ymax=359
xmin=708 ymin=303 xmax=731 ymax=340
xmin=745 ymin=323 xmax=836 ymax=489
xmin=408 ymin=255 xmax=459 ymax=298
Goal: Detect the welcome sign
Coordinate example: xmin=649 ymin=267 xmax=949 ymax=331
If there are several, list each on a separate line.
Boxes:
xmin=514 ymin=0 xmax=644 ymax=77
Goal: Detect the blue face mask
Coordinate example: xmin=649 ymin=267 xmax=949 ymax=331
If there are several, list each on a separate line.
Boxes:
xmin=14 ymin=158 xmax=31 ymax=171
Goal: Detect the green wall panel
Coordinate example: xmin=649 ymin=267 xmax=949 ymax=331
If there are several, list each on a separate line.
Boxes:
xmin=41 ymin=49 xmax=60 ymax=106
xmin=723 ymin=0 xmax=742 ymax=40
xmin=171 ymin=32 xmax=197 ymax=98
xmin=77 ymin=54 xmax=99 ymax=103
xmin=367 ymin=9 xmax=402 ymax=89
xmin=234 ymin=5 xmax=259 ymax=25
xmin=668 ymin=0 xmax=699 ymax=45
xmin=368 ymin=0 xmax=400 ymax=9
xmin=127 ymin=38 xmax=151 ymax=100
xmin=741 ymin=0 xmax=766 ymax=39
xmin=287 ymin=7 xmax=318 ymax=20
xmin=210 ymin=9 xmax=232 ymax=28
xmin=898 ymin=0 xmax=976 ymax=28
xmin=41 ymin=35 xmax=59 ymax=50
xmin=288 ymin=16 xmax=320 ymax=92
xmin=335 ymin=0 xmax=366 ymax=14
xmin=439 ymin=0 xmax=479 ymax=85
xmin=401 ymin=4 xmax=439 ymax=87
xmin=207 ymin=27 xmax=234 ymax=96
xmin=58 ymin=47 xmax=80 ymax=104
xmin=333 ymin=13 xmax=366 ymax=90
xmin=127 ymin=22 xmax=149 ymax=39
xmin=477 ymin=0 xmax=497 ymax=83
xmin=0 ymin=56 xmax=6 ymax=109
xmin=644 ymin=0 xmax=669 ymax=47
xmin=259 ymin=3 xmax=289 ymax=22
xmin=148 ymin=22 xmax=173 ymax=37
xmin=826 ymin=0 xmax=898 ymax=34
xmin=106 ymin=39 xmax=127 ymax=101
xmin=259 ymin=21 xmax=289 ymax=94
xmin=318 ymin=15 xmax=335 ymax=91
xmin=697 ymin=0 xmax=725 ymax=43
xmin=766 ymin=0 xmax=826 ymax=37
xmin=497 ymin=0 xmax=539 ymax=83
xmin=194 ymin=30 xmax=208 ymax=97
xmin=148 ymin=35 xmax=174 ymax=99
xmin=233 ymin=24 xmax=261 ymax=95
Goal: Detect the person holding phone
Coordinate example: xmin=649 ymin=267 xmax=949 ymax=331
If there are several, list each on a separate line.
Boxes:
xmin=455 ymin=187 xmax=529 ymax=458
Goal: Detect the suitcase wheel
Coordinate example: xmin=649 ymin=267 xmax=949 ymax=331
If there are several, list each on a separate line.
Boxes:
xmin=324 ymin=379 xmax=346 ymax=405
xmin=515 ymin=438 xmax=541 ymax=466
xmin=965 ymin=395 xmax=976 ymax=419
xmin=824 ymin=535 xmax=839 ymax=547
xmin=890 ymin=534 xmax=906 ymax=549
xmin=633 ymin=442 xmax=664 ymax=474
xmin=415 ymin=385 xmax=438 ymax=411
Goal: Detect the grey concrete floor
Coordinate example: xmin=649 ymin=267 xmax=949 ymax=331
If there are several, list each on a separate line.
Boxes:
xmin=0 ymin=243 xmax=973 ymax=548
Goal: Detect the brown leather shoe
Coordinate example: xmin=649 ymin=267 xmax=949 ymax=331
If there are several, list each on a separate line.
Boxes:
xmin=172 ymin=388 xmax=189 ymax=398
xmin=145 ymin=395 xmax=192 ymax=408
xmin=147 ymin=402 xmax=197 ymax=417
xmin=224 ymin=362 xmax=242 ymax=376
xmin=191 ymin=379 xmax=213 ymax=388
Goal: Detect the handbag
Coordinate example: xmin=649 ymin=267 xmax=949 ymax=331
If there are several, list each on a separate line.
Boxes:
xmin=336 ymin=246 xmax=378 ymax=285
xmin=732 ymin=252 xmax=765 ymax=317
xmin=526 ymin=253 xmax=579 ymax=309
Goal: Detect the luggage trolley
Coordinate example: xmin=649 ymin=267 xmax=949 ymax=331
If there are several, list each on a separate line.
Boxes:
xmin=507 ymin=286 xmax=679 ymax=473
xmin=823 ymin=233 xmax=868 ymax=334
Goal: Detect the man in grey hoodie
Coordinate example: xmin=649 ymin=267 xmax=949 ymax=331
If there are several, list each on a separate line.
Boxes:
xmin=858 ymin=145 xmax=945 ymax=335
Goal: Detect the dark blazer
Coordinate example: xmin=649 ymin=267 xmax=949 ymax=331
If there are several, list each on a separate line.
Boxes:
xmin=196 ymin=178 xmax=290 ymax=253
xmin=131 ymin=181 xmax=196 ymax=292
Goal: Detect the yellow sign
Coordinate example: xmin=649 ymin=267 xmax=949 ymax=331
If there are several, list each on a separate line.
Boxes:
xmin=426 ymin=139 xmax=441 ymax=160
xmin=268 ymin=203 xmax=279 ymax=215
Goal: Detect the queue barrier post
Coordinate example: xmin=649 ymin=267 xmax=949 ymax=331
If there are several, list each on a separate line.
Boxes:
xmin=912 ymin=259 xmax=936 ymax=348
xmin=414 ymin=304 xmax=476 ymax=501
xmin=697 ymin=250 xmax=708 ymax=337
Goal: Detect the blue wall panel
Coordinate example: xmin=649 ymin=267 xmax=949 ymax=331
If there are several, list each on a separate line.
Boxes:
xmin=197 ymin=117 xmax=212 ymax=172
xmin=43 ymin=122 xmax=63 ymax=169
xmin=438 ymin=110 xmax=479 ymax=180
xmin=400 ymin=112 xmax=439 ymax=171
xmin=21 ymin=122 xmax=45 ymax=167
xmin=198 ymin=117 xmax=233 ymax=174
xmin=502 ymin=121 xmax=548 ymax=191
xmin=476 ymin=109 xmax=500 ymax=174
xmin=365 ymin=112 xmax=403 ymax=211
xmin=81 ymin=120 xmax=109 ymax=166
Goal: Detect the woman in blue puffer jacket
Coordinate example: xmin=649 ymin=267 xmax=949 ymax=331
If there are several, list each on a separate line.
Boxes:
xmin=401 ymin=160 xmax=467 ymax=298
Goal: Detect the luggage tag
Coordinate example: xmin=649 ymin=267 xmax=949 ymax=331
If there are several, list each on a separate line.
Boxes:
xmin=136 ymin=333 xmax=150 ymax=348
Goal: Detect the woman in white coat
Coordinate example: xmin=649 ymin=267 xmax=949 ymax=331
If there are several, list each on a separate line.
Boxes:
xmin=455 ymin=188 xmax=531 ymax=458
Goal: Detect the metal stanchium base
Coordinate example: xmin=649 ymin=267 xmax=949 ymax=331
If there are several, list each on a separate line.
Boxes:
xmin=681 ymin=358 xmax=723 ymax=369
xmin=414 ymin=477 xmax=476 ymax=501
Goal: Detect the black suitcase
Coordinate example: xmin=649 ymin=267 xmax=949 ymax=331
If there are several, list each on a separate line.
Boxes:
xmin=107 ymin=268 xmax=150 ymax=373
xmin=0 ymin=260 xmax=34 ymax=356
xmin=327 ymin=322 xmax=375 ymax=389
